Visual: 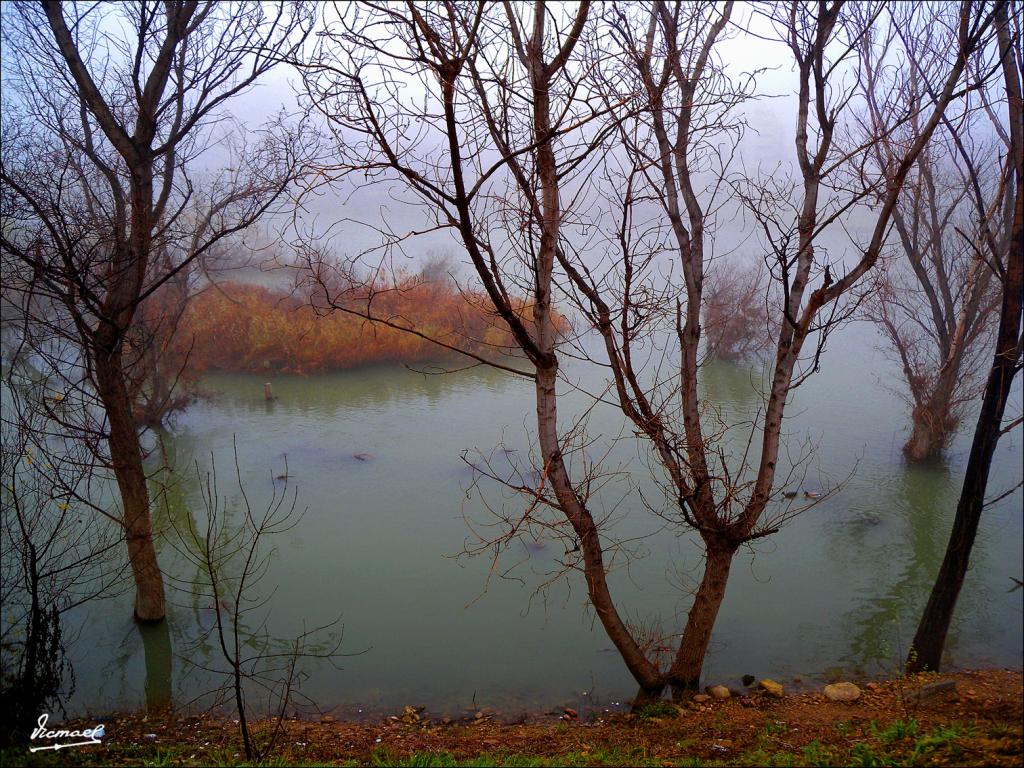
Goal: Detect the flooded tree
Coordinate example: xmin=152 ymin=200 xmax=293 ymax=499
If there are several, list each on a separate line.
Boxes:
xmin=908 ymin=0 xmax=1023 ymax=672
xmin=0 ymin=1 xmax=315 ymax=621
xmin=302 ymin=0 xmax=1001 ymax=701
xmin=857 ymin=9 xmax=1008 ymax=462
xmin=702 ymin=260 xmax=775 ymax=362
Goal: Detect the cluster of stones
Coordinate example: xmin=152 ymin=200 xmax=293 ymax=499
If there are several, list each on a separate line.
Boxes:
xmin=373 ymin=676 xmax=965 ymax=726
xmin=687 ymin=678 xmax=867 ymax=710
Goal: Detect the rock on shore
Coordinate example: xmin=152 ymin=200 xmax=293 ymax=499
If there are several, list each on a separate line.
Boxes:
xmin=823 ymin=682 xmax=861 ymax=702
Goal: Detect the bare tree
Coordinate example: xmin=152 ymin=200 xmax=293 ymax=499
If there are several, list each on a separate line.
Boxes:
xmin=0 ymin=1 xmax=316 ymax=621
xmin=300 ymin=0 xmax=1000 ymax=701
xmin=702 ymin=259 xmax=775 ymax=362
xmin=167 ymin=445 xmax=345 ymax=762
xmin=907 ymin=0 xmax=1023 ymax=672
xmin=574 ymin=0 xmax=1000 ymax=696
xmin=857 ymin=8 xmax=1008 ymax=461
xmin=298 ymin=0 xmax=673 ymax=694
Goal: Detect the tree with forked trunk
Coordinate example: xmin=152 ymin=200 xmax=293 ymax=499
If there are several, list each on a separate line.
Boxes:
xmin=300 ymin=0 xmax=1002 ymax=700
xmin=0 ymin=1 xmax=315 ymax=622
xmin=578 ymin=0 xmax=1002 ymax=696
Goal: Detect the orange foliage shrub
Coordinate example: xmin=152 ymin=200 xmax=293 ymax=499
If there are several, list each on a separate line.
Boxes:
xmin=179 ymin=277 xmax=556 ymax=374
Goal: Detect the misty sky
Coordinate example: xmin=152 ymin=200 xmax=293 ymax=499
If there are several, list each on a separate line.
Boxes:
xmin=2 ymin=2 xmax=995 ymax=287
xmin=202 ymin=3 xmax=868 ymax=282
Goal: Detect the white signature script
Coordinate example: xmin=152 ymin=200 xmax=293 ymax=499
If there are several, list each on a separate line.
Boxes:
xmin=29 ymin=713 xmax=104 ymax=752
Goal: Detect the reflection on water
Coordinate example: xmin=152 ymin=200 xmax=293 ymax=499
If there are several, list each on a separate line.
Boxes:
xmin=63 ymin=324 xmax=1022 ymax=716
xmin=836 ymin=463 xmax=957 ymax=671
xmin=139 ymin=622 xmax=172 ymax=713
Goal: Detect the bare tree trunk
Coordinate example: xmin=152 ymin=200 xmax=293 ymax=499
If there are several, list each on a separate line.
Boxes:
xmin=904 ymin=374 xmax=958 ymax=462
xmin=536 ymin=366 xmax=664 ymax=696
xmin=525 ymin=9 xmax=664 ymax=698
xmin=907 ymin=0 xmax=1022 ymax=671
xmin=19 ymin=549 xmax=41 ymax=739
xmin=95 ymin=348 xmax=166 ymax=622
xmin=668 ymin=542 xmax=735 ymax=697
xmin=5 ymin=0 xmax=308 ymax=627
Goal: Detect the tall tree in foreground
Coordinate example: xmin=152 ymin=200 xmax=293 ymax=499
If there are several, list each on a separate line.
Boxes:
xmin=907 ymin=0 xmax=1023 ymax=672
xmin=302 ymin=0 xmax=1000 ymax=699
xmin=0 ymin=1 xmax=313 ymax=621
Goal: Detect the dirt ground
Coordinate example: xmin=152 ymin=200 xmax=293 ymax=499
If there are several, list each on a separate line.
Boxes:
xmin=7 ymin=669 xmax=1022 ymax=766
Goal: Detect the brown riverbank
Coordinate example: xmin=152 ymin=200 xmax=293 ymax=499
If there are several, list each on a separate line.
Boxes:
xmin=6 ymin=669 xmax=1022 ymax=766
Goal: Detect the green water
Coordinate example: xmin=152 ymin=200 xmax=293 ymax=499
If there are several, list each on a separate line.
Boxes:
xmin=64 ymin=323 xmax=1022 ymax=718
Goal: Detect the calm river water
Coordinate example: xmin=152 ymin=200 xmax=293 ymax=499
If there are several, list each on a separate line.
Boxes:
xmin=64 ymin=322 xmax=1022 ymax=718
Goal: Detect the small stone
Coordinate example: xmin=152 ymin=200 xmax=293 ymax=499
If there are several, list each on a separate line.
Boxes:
xmin=320 ymin=714 xmax=336 ymax=723
xmin=742 ymin=674 xmax=756 ymax=687
xmin=708 ymin=685 xmax=731 ymax=700
xmin=866 ymin=682 xmax=879 ymax=691
xmin=399 ymin=705 xmax=423 ymax=723
xmin=759 ymin=679 xmax=784 ymax=698
xmin=823 ymin=682 xmax=861 ymax=702
xmin=692 ymin=694 xmax=711 ymax=704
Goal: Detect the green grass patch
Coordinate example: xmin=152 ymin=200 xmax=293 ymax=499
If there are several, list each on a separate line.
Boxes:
xmin=635 ymin=700 xmax=680 ymax=721
xmin=800 ymin=739 xmax=835 ymax=766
